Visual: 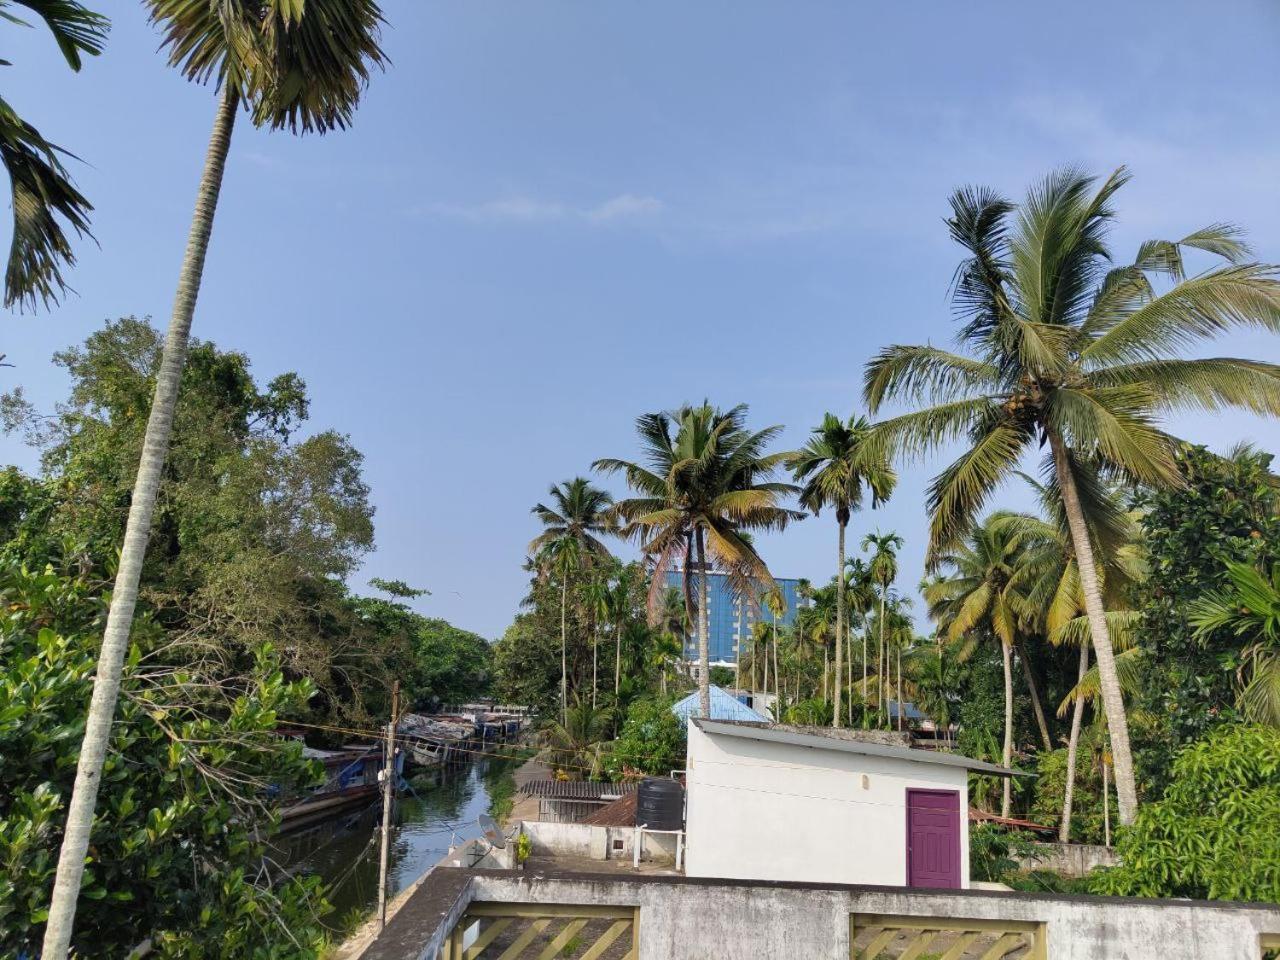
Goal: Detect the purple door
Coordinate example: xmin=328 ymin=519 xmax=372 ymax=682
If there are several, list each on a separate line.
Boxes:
xmin=906 ymin=789 xmax=961 ymax=888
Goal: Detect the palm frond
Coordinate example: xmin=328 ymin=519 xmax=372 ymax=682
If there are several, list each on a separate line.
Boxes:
xmin=863 ymin=345 xmax=1000 ymax=411
xmin=12 ymin=0 xmax=109 ymax=69
xmin=1085 ymin=357 xmax=1280 ymax=418
xmin=925 ymin=423 xmax=1031 ymax=563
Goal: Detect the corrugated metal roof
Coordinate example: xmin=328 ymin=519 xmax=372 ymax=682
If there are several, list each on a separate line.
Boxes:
xmin=671 ymin=685 xmax=770 ymax=726
xmin=519 ymin=780 xmax=638 ymax=800
xmin=692 ymin=718 xmax=1031 ymax=778
xmin=581 ymin=792 xmax=638 ymax=826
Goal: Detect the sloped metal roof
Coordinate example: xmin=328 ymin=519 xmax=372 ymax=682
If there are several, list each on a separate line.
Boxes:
xmin=520 ymin=780 xmax=638 ymax=800
xmin=692 ymin=718 xmax=1031 ymax=778
xmin=671 ymin=685 xmax=770 ymax=726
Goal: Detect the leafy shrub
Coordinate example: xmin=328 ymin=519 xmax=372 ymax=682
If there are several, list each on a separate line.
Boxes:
xmin=968 ymin=824 xmax=1040 ymax=883
xmin=1089 ymin=724 xmax=1280 ymax=901
xmin=604 ymin=697 xmax=686 ymax=779
xmin=1030 ymin=747 xmax=1107 ymax=845
xmin=0 ymin=562 xmax=330 ymax=958
xmin=784 ymin=697 xmax=834 ymax=726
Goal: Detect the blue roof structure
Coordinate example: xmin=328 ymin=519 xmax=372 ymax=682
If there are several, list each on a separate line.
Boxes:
xmin=671 ymin=685 xmax=769 ymax=727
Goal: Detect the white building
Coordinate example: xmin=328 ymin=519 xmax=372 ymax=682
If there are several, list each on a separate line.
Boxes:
xmin=684 ymin=719 xmax=1024 ymax=890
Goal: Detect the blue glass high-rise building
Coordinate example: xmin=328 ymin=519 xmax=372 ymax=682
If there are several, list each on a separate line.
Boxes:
xmin=662 ymin=568 xmax=804 ymax=666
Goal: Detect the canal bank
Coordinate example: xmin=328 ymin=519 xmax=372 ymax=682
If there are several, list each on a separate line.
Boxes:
xmin=276 ymin=754 xmax=523 ymax=931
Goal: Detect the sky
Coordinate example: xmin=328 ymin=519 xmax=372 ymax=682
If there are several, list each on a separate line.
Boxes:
xmin=4 ymin=2 xmax=1280 ymax=640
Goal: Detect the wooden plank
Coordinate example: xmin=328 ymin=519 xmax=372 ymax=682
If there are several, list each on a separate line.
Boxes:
xmin=859 ymin=927 xmax=898 ymax=960
xmin=856 ymin=915 xmax=1041 ymax=935
xmin=467 ymin=903 xmax=635 ymax=920
xmin=534 ymin=919 xmax=588 ymax=960
xmin=978 ymin=932 xmax=1025 ymax=960
xmin=493 ymin=918 xmax=551 ymax=960
xmin=899 ymin=930 xmax=939 ymax=960
xmin=578 ymin=919 xmax=632 ymax=960
xmin=463 ymin=918 xmax=514 ymax=960
xmin=938 ymin=932 xmax=982 ymax=960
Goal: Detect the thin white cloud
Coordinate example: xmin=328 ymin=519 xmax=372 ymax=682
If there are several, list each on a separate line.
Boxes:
xmin=417 ymin=193 xmax=663 ymax=226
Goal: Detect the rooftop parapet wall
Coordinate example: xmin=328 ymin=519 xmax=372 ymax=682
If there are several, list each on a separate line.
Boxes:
xmin=360 ymin=868 xmax=1280 ymax=960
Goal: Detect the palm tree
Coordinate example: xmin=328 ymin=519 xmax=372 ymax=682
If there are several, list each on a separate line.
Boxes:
xmin=926 ymin=515 xmax=1042 ymax=816
xmin=790 ymin=413 xmax=896 ymax=727
xmin=581 ymin=572 xmax=610 ymax=708
xmin=530 ymin=478 xmax=614 ymax=723
xmin=1190 ymin=561 xmax=1280 ymax=725
xmin=42 ymin=6 xmax=388 ymax=955
xmin=865 ymin=167 xmax=1280 ymax=823
xmin=863 ymin=531 xmax=903 ymax=725
xmin=843 ymin=557 xmax=877 ymax=726
xmin=596 ymin=403 xmax=802 ymax=717
xmin=541 ymin=698 xmax=612 ymax=780
xmin=1 ymin=0 xmax=107 ymax=310
xmin=1006 ymin=475 xmax=1143 ymax=841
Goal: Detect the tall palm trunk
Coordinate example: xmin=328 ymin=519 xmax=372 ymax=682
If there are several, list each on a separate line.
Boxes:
xmin=614 ymin=616 xmax=622 ymax=698
xmin=847 ymin=622 xmax=854 ymax=726
xmin=695 ymin=526 xmax=711 ymax=718
xmin=833 ymin=518 xmax=847 ymax=726
xmin=591 ymin=624 xmax=599 ymax=708
xmin=1060 ymin=641 xmax=1090 ymax=843
xmin=878 ymin=592 xmax=887 ymax=725
xmin=762 ymin=630 xmax=770 ymax=697
xmin=1017 ymin=642 xmax=1052 ymax=751
xmin=862 ymin=626 xmax=869 ymax=728
xmin=1049 ymin=431 xmax=1138 ymax=824
xmin=896 ymin=642 xmax=903 ymax=732
xmin=560 ymin=576 xmax=569 ymax=725
xmin=42 ymin=88 xmax=239 ymax=960
xmin=1000 ymin=636 xmax=1014 ymax=818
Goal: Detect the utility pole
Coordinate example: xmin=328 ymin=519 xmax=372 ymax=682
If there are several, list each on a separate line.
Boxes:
xmin=377 ymin=680 xmax=400 ymax=930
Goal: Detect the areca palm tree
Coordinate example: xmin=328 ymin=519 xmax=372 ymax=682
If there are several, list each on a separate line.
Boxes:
xmin=843 ymin=557 xmax=877 ymax=726
xmin=926 ymin=515 xmax=1042 ymax=816
xmin=595 ymin=403 xmax=802 ymax=717
xmin=1 ymin=0 xmax=107 ymax=310
xmin=43 ymin=5 xmax=387 ymax=954
xmin=865 ymin=167 xmax=1280 ymax=823
xmin=790 ymin=412 xmax=896 ymax=726
xmin=530 ymin=478 xmax=614 ymax=723
xmin=863 ymin=531 xmax=903 ymax=724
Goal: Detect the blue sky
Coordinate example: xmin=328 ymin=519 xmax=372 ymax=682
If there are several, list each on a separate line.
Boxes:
xmin=5 ymin=2 xmax=1280 ymax=639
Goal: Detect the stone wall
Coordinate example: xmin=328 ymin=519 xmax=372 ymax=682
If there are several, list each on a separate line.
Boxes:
xmin=1021 ymin=841 xmax=1118 ymax=877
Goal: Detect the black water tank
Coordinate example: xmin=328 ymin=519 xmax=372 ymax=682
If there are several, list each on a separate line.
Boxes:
xmin=636 ymin=778 xmax=684 ymax=830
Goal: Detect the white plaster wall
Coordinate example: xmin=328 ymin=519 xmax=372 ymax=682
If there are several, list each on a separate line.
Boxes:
xmin=684 ymin=724 xmax=970 ymax=888
xmin=519 ymin=821 xmax=678 ymax=864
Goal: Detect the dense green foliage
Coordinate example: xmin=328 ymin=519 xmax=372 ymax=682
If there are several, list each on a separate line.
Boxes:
xmin=605 ymin=697 xmax=687 ymax=779
xmin=1133 ymin=445 xmax=1280 ymax=789
xmin=0 ymin=560 xmax=329 ymax=958
xmin=1091 ymin=725 xmax=1280 ymax=901
xmin=1030 ymin=748 xmax=1107 ymax=845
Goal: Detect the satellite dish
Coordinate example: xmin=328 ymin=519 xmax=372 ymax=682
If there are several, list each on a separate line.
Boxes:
xmin=478 ymin=813 xmax=506 ymax=848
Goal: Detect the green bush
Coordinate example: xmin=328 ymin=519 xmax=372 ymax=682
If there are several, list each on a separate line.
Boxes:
xmin=1089 ymin=724 xmax=1280 ymax=902
xmin=968 ymin=824 xmax=1040 ymax=883
xmin=1030 ymin=747 xmax=1107 ymax=845
xmin=0 ymin=562 xmax=331 ymax=957
xmin=604 ymin=697 xmax=686 ymax=779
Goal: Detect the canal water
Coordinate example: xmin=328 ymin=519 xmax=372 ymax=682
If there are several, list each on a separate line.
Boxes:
xmin=276 ymin=756 xmax=520 ymax=929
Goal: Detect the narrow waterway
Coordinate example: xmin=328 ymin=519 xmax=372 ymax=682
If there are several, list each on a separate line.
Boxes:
xmin=275 ymin=756 xmax=520 ymax=928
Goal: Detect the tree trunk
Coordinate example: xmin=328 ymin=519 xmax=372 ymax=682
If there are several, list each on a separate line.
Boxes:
xmin=847 ymin=621 xmax=854 ymax=727
xmin=1000 ymin=637 xmax=1014 ymax=819
xmin=695 ymin=527 xmax=711 ymax=718
xmin=592 ymin=624 xmax=598 ymax=709
xmin=560 ymin=576 xmax=569 ymax=724
xmin=1060 ymin=641 xmax=1090 ymax=843
xmin=772 ymin=618 xmax=780 ymax=703
xmin=1018 ymin=642 xmax=1052 ymax=751
xmin=896 ymin=642 xmax=903 ymax=732
xmin=614 ymin=617 xmax=622 ymax=698
xmin=862 ymin=626 xmax=869 ymax=729
xmin=1049 ymin=430 xmax=1139 ymax=824
xmin=822 ymin=645 xmax=829 ymax=701
xmin=41 ymin=88 xmax=239 ymax=960
xmin=878 ymin=594 xmax=887 ymax=726
xmin=833 ymin=519 xmax=846 ymax=727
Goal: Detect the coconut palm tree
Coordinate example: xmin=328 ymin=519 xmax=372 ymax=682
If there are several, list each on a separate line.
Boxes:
xmin=1003 ymin=474 xmax=1143 ymax=841
xmin=42 ymin=6 xmax=388 ymax=955
xmin=865 ymin=167 xmax=1280 ymax=823
xmin=581 ymin=572 xmax=610 ymax=707
xmin=530 ymin=478 xmax=614 ymax=723
xmin=863 ymin=531 xmax=903 ymax=724
xmin=595 ymin=403 xmax=802 ymax=717
xmin=790 ymin=412 xmax=896 ymax=726
xmin=926 ymin=515 xmax=1043 ymax=816
xmin=1 ymin=0 xmax=107 ymax=310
